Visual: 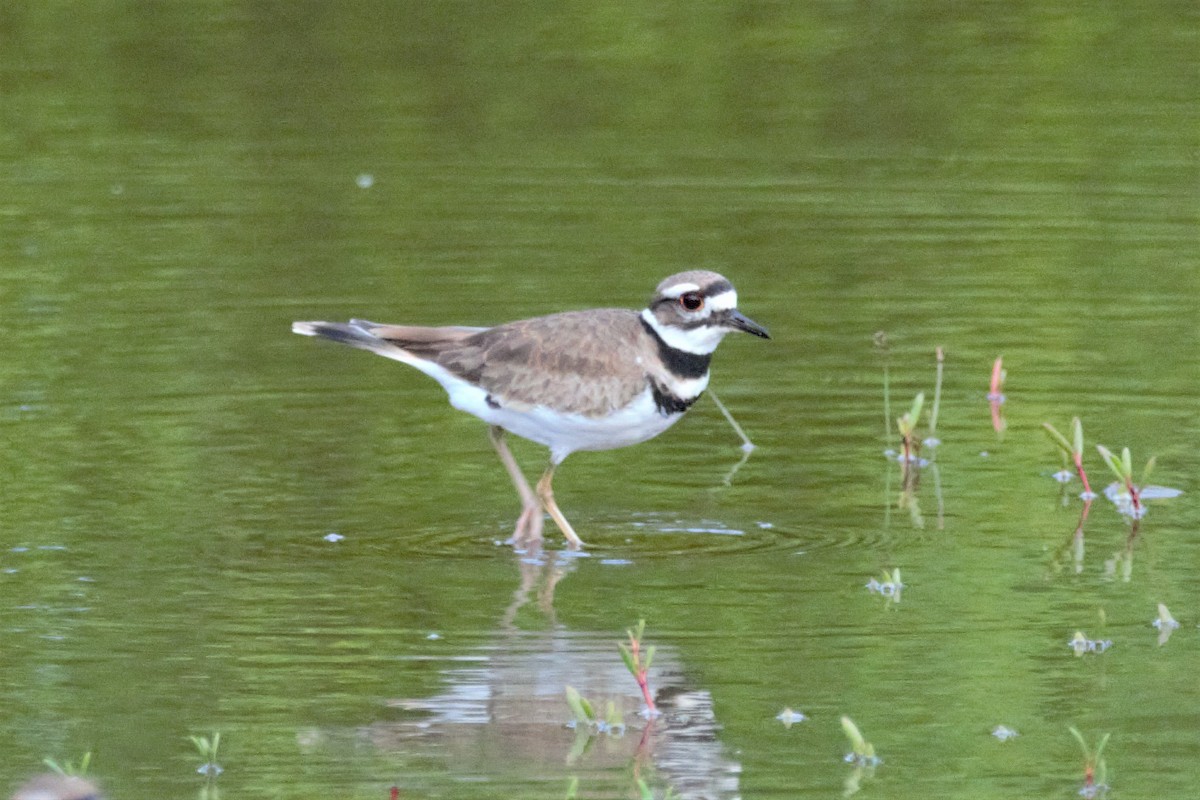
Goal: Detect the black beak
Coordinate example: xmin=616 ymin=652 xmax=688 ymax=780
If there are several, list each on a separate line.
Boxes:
xmin=726 ymin=309 xmax=771 ymax=339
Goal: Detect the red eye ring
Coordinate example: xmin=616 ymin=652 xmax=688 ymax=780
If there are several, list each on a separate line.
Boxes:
xmin=679 ymin=292 xmax=705 ymax=312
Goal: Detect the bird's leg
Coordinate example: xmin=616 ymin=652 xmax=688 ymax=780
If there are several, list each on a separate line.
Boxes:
xmin=488 ymin=426 xmax=544 ymax=545
xmin=535 ymin=461 xmax=584 ymax=550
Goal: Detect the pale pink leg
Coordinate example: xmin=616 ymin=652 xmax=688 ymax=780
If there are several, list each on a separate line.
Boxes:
xmin=535 ymin=462 xmax=584 ymax=550
xmin=488 ymin=426 xmax=544 ymax=546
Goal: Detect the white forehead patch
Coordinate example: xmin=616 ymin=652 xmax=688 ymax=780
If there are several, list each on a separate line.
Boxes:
xmin=707 ymin=289 xmax=738 ymax=312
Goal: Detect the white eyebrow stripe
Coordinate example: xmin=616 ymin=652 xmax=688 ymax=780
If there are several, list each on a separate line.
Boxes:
xmin=659 ymin=282 xmax=701 ymax=299
xmin=707 ymin=290 xmax=738 ymax=311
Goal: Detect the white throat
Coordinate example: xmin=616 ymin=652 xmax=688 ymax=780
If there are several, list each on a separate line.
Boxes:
xmin=640 ymin=308 xmax=727 ymax=355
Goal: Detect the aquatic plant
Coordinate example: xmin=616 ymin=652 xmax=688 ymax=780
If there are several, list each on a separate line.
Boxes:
xmin=925 ymin=347 xmax=944 ymax=447
xmin=564 ymin=686 xmax=625 ymax=735
xmin=189 ymin=732 xmax=223 ymax=777
xmin=1043 ymin=418 xmax=1095 ymax=498
xmin=707 ymin=388 xmax=754 ymax=454
xmin=987 ymin=356 xmax=1005 ymax=401
xmin=895 ymin=392 xmax=924 ymax=465
xmin=987 ymin=356 xmax=1006 ymax=434
xmin=1152 ymin=602 xmax=1180 ymax=646
xmin=619 ymin=619 xmax=658 ymax=717
xmin=42 ymin=751 xmax=91 ymax=777
xmin=1095 ymin=445 xmax=1181 ymax=519
xmin=840 ymin=716 xmax=880 ymax=767
xmin=1068 ymin=726 xmax=1110 ymax=798
xmin=865 ymin=568 xmax=903 ymax=604
xmin=874 ymin=331 xmax=892 ymax=443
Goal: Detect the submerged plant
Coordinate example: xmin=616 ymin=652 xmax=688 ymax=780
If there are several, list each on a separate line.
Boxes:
xmin=1068 ymin=726 xmax=1111 ymax=798
xmin=43 ymin=752 xmax=92 ymax=777
xmin=619 ymin=619 xmax=658 ymax=717
xmin=1043 ymin=418 xmax=1095 ymax=498
xmin=1095 ymin=445 xmax=1182 ymax=518
xmin=189 ymin=732 xmax=223 ymax=778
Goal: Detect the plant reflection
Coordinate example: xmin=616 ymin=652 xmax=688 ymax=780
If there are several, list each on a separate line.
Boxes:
xmin=323 ymin=552 xmax=740 ymax=799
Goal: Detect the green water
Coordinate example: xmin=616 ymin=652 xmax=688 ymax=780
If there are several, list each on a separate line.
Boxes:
xmin=2 ymin=3 xmax=1198 ymax=798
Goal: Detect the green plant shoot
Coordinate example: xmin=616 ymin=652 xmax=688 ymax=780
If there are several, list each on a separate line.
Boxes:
xmin=43 ymin=752 xmax=92 ymax=777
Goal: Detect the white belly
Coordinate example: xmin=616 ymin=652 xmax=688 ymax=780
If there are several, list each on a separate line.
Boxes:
xmin=374 ymin=350 xmax=690 ymax=463
xmin=455 ymin=383 xmax=684 ymax=463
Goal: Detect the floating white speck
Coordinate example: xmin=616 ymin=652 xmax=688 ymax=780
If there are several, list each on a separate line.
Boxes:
xmin=991 ymin=725 xmax=1019 ymax=741
xmin=426 ymin=632 xmax=441 ymax=640
xmin=323 ymin=533 xmax=344 ymax=543
xmin=356 ymin=173 xmax=375 ymax=189
xmin=1052 ymin=470 xmax=1073 ymax=484
xmin=600 ymin=558 xmax=632 ymax=566
xmin=776 ymin=707 xmax=807 ymax=727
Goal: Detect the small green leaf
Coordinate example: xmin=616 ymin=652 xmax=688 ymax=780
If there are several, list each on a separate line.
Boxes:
xmin=1095 ymin=445 xmax=1124 ymax=482
xmin=1068 ymin=725 xmax=1089 ymax=757
xmin=840 ymin=716 xmax=866 ymax=753
xmin=618 ymin=642 xmax=636 ymax=676
xmin=1120 ymin=447 xmax=1133 ymax=480
xmin=1142 ymin=455 xmax=1156 ymax=484
xmin=644 ymin=645 xmax=655 ymax=672
xmin=564 ymin=776 xmax=579 ymax=799
xmin=565 ymin=686 xmax=593 ymax=722
xmin=637 ymin=777 xmax=654 ymax=800
xmin=1042 ymin=423 xmax=1073 ymax=455
xmin=1071 ymin=417 xmax=1084 ymax=455
xmin=909 ymin=392 xmax=925 ymax=425
xmin=1094 ymin=732 xmax=1111 ymax=760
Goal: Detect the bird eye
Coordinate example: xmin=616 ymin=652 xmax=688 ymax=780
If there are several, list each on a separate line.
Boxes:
xmin=679 ymin=292 xmax=705 ymax=312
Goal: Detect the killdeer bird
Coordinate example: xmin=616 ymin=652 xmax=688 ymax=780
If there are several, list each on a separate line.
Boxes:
xmin=293 ymin=271 xmax=769 ymax=549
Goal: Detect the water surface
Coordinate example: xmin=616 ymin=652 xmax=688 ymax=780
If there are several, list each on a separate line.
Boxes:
xmin=2 ymin=3 xmax=1198 ymax=798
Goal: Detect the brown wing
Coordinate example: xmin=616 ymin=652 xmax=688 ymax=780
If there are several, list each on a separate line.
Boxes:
xmin=437 ymin=309 xmax=650 ymax=417
xmin=357 ymin=321 xmax=486 ymax=356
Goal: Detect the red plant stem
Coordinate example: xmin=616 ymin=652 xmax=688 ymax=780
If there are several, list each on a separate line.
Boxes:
xmin=630 ymin=638 xmax=657 ymax=713
xmin=1073 ymin=453 xmax=1092 ymax=495
xmin=989 ymin=357 xmax=1003 ymax=397
xmin=1127 ymin=481 xmax=1141 ymax=511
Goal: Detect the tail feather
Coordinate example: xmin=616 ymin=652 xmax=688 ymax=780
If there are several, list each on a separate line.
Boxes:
xmin=291 ymin=320 xmax=393 ymax=354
